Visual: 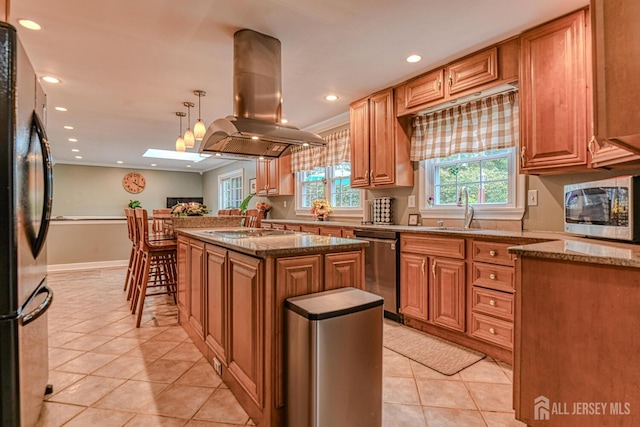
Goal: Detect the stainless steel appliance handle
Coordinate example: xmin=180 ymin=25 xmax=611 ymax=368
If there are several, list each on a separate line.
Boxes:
xmin=30 ymin=112 xmax=53 ymax=258
xmin=19 ymin=279 xmax=54 ymax=326
xmin=356 ymin=236 xmax=397 ymax=246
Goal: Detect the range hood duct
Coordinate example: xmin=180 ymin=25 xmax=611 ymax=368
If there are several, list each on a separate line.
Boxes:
xmin=199 ymin=29 xmax=326 ymax=158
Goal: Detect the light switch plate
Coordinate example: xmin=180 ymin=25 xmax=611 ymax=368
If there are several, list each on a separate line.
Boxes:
xmin=408 ymin=195 xmax=416 ymax=208
xmin=528 ymin=190 xmax=538 ymax=206
xmin=283 ymin=201 xmax=287 ymax=208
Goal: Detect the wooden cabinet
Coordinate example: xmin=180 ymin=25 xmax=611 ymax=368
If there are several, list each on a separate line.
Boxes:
xmin=350 ymin=88 xmax=413 ymax=189
xmin=319 ymin=226 xmax=341 ymax=237
xmin=396 ymin=38 xmax=519 ymax=116
xmin=300 ymin=225 xmax=320 ymax=235
xmin=591 ymin=0 xmax=640 ymax=154
xmin=188 ymin=239 xmax=205 ymax=338
xmin=400 ymin=234 xmax=466 ymax=332
xmin=341 ymin=228 xmax=355 ymax=238
xmin=205 ymin=244 xmax=227 ymax=364
xmin=176 ymin=235 xmax=189 ymax=320
xmin=256 ymin=156 xmax=293 ymax=196
xmin=469 ymin=240 xmax=516 ymax=350
xmin=324 ymin=251 xmax=364 ymax=291
xmin=591 ymin=141 xmax=640 ymax=169
xmin=519 ymin=9 xmax=591 ymax=174
xmin=430 ymin=257 xmax=466 ymax=332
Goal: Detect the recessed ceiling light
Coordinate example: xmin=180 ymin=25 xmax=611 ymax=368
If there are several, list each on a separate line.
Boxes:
xmin=117 ymin=161 xmax=123 ymax=164
xmin=280 ymin=119 xmax=288 ymax=124
xmin=186 ymin=165 xmax=192 ymax=168
xmin=151 ymin=163 xmax=157 ymax=167
xmin=324 ymin=95 xmax=339 ymax=101
xmin=251 ymin=136 xmax=259 ymax=140
xmin=68 ymin=138 xmax=77 ymax=142
xmin=406 ymin=54 xmax=422 ymax=63
xmin=71 ymin=149 xmax=79 ymax=153
xmin=63 ymin=125 xmax=74 ymax=130
xmin=18 ymin=19 xmax=41 ymax=30
xmin=74 ymin=156 xmax=82 ymax=159
xmin=54 ymin=107 xmax=67 ymax=112
xmin=42 ymin=76 xmax=61 ymax=84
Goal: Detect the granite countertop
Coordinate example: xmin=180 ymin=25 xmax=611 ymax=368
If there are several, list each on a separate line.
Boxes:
xmin=178 ymin=227 xmax=368 ymax=258
xmin=263 ymin=219 xmax=640 ymax=268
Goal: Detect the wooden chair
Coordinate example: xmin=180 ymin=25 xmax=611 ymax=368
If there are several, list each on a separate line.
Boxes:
xmin=130 ymin=208 xmax=178 ymax=327
xmin=123 ymin=208 xmax=138 ymax=294
xmin=243 ymin=209 xmax=264 ymax=228
xmin=228 ymin=208 xmax=242 ymax=216
xmin=217 ymin=209 xmax=230 ymax=216
xmin=152 ymin=209 xmax=173 ymax=238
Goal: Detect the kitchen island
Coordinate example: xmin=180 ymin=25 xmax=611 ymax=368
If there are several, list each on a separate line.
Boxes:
xmin=175 ymin=228 xmax=367 ymax=427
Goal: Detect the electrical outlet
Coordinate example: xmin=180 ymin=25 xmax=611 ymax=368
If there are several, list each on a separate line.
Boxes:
xmin=283 ymin=201 xmax=287 ymax=208
xmin=213 ymin=357 xmax=222 ymax=376
xmin=408 ymin=195 xmax=416 ymax=208
xmin=528 ymin=190 xmax=538 ymax=206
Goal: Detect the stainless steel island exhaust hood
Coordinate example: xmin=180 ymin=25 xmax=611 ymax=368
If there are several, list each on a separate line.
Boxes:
xmin=198 ymin=29 xmax=326 ymax=158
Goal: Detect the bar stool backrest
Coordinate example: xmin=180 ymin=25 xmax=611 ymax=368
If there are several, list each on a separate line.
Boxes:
xmin=134 ymin=208 xmax=151 ymax=251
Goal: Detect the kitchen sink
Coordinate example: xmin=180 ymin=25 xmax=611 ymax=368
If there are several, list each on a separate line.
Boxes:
xmin=422 ymin=227 xmax=477 ymax=232
xmin=201 ymin=229 xmax=299 ymax=239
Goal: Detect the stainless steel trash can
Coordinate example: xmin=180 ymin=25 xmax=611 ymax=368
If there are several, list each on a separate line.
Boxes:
xmin=285 ymin=287 xmax=383 ymax=427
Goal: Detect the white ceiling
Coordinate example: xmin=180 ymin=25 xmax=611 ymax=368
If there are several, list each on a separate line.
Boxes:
xmin=10 ymin=0 xmax=588 ymax=173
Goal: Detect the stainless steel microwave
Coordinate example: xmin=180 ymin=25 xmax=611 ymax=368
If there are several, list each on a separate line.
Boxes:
xmin=564 ymin=176 xmax=640 ymax=242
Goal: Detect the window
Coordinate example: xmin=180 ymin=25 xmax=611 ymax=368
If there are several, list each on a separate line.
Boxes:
xmin=421 ymin=147 xmax=524 ymax=220
xmin=296 ymin=162 xmax=361 ymax=215
xmin=218 ymin=169 xmax=243 ymax=209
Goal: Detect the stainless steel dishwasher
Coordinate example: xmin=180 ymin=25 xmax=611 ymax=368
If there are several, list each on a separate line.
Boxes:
xmin=354 ymin=229 xmax=401 ymax=322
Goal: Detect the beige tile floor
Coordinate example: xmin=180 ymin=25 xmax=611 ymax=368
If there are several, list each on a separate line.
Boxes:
xmin=38 ymin=267 xmax=524 ymax=427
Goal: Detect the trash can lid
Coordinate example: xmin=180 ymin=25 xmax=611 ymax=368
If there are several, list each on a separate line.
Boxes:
xmin=285 ymin=287 xmax=383 ymax=321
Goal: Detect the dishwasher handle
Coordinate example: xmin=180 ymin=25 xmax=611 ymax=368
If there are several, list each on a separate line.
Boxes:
xmin=356 ymin=236 xmax=397 ymax=250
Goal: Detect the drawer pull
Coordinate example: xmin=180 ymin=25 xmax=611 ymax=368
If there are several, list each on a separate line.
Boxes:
xmin=489 ymin=327 xmax=496 ymax=334
xmin=489 ymin=273 xmax=496 ymax=280
xmin=489 ymin=250 xmax=496 ymax=257
xmin=489 ymin=299 xmax=496 ymax=306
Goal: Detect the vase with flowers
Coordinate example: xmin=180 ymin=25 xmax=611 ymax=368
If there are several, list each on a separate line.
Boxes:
xmin=255 ymin=201 xmax=272 ymax=219
xmin=427 ymin=196 xmax=434 ymax=208
xmin=310 ymin=198 xmax=332 ymax=221
xmin=170 ymin=202 xmax=209 ymax=216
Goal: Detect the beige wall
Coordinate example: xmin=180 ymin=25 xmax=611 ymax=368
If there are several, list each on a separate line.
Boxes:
xmin=202 ymin=160 xmax=257 ymax=212
xmin=52 ymin=164 xmax=203 ymax=216
xmin=47 ymin=221 xmax=130 ymax=266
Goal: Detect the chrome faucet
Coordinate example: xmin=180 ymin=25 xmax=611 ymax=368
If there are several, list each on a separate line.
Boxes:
xmin=457 ymin=187 xmax=474 ymax=229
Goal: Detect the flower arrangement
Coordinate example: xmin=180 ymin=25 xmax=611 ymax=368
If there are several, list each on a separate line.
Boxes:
xmin=427 ymin=196 xmax=434 ymax=208
xmin=255 ymin=201 xmax=272 ymax=213
xmin=310 ymin=198 xmax=332 ymax=220
xmin=171 ymin=202 xmax=209 ymax=217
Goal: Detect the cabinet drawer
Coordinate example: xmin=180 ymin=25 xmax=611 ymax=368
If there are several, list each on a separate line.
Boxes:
xmin=471 ymin=241 xmax=516 ymax=266
xmin=284 ymin=224 xmax=301 ymax=231
xmin=472 ymin=262 xmax=514 ymax=292
xmin=300 ymin=225 xmax=320 ymax=235
xmin=471 ymin=287 xmax=514 ymax=321
xmin=446 ymin=47 xmax=499 ymax=95
xmin=404 ymin=69 xmax=445 ymax=109
xmin=401 ymin=234 xmax=465 ymax=259
xmin=271 ymin=223 xmax=286 ymax=230
xmin=319 ymin=227 xmax=342 ymax=237
xmin=470 ymin=312 xmax=513 ymax=349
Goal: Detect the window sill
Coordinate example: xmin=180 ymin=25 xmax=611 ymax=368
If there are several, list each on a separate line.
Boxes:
xmin=294 ymin=209 xmax=364 ymax=218
xmin=419 ymin=206 xmax=525 ymax=221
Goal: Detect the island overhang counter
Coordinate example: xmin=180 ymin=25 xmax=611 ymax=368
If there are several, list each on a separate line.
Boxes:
xmin=175 ymin=228 xmax=368 ymax=427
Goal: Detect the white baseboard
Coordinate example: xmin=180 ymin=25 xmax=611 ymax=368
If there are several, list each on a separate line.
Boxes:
xmin=48 ymin=259 xmax=129 ymax=272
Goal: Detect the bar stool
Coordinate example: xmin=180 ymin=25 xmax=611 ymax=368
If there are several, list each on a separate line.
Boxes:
xmin=151 ymin=208 xmax=173 ymax=238
xmin=123 ymin=208 xmax=138 ymax=294
xmin=131 ymin=208 xmax=178 ymax=327
xmin=243 ymin=209 xmax=264 ymax=228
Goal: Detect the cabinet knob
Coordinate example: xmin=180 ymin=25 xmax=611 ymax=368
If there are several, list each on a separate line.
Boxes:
xmin=489 ymin=299 xmax=496 ymax=306
xmin=489 ymin=273 xmax=496 ymax=280
xmin=489 ymin=327 xmax=496 ymax=334
xmin=489 ymin=250 xmax=496 ymax=257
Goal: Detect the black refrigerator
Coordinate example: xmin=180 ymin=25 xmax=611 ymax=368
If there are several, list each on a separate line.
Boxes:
xmin=0 ymin=22 xmax=54 ymax=427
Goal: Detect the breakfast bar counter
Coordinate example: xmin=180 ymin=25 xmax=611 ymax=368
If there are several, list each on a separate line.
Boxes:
xmin=175 ymin=228 xmax=367 ymax=427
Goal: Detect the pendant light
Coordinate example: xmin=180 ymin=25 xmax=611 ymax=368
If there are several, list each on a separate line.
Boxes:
xmin=193 ymin=90 xmax=207 ymax=141
xmin=175 ymin=112 xmax=186 ymax=152
xmin=183 ymin=102 xmax=195 ymax=148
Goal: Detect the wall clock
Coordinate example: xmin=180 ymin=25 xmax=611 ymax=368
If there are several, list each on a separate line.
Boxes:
xmin=122 ymin=172 xmax=146 ymax=194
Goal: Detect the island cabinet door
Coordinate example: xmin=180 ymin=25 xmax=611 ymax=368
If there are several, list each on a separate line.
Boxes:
xmin=205 ymin=244 xmax=228 ymax=365
xmin=189 ymin=239 xmax=206 ymax=339
xmin=176 ymin=236 xmax=190 ymax=321
xmin=323 ymin=251 xmax=364 ymax=291
xmin=227 ymin=251 xmax=264 ymax=407
xmin=275 ymin=255 xmax=322 ymax=407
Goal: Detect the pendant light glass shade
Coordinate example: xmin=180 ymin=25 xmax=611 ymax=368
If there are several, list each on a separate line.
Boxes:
xmin=175 ymin=111 xmax=186 ymax=152
xmin=183 ymin=101 xmax=195 ymax=148
xmin=194 ymin=119 xmax=206 ymax=140
xmin=193 ymin=90 xmax=207 ymax=141
xmin=184 ymin=129 xmax=195 ymax=148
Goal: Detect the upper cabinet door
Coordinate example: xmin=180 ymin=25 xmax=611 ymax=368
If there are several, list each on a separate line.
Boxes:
xmin=404 ymin=69 xmax=445 ymax=110
xmin=519 ymin=9 xmax=590 ymax=173
xmin=369 ymin=89 xmax=395 ymax=186
xmin=446 ymin=47 xmax=499 ymax=96
xmin=349 ymin=97 xmax=370 ymax=188
xmin=592 ymin=0 xmax=640 ymax=151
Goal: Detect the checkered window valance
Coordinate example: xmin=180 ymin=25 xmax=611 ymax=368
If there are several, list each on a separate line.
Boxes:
xmin=290 ymin=129 xmax=350 ymax=172
xmin=410 ymin=91 xmax=519 ymax=161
